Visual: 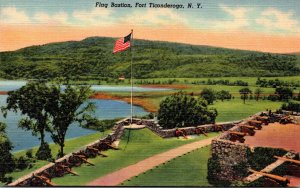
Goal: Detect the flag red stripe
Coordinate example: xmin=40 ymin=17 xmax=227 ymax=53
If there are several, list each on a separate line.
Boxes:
xmin=113 ymin=38 xmax=131 ymax=53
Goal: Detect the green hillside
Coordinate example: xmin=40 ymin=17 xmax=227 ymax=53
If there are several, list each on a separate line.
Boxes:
xmin=0 ymin=37 xmax=299 ymax=80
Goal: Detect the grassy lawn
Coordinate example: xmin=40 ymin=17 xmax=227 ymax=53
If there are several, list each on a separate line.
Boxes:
xmin=7 ymin=131 xmax=107 ymax=182
xmin=121 ymin=145 xmax=212 ymax=186
xmin=51 ymin=129 xmax=219 ymax=186
xmin=212 ymin=99 xmax=283 ymax=122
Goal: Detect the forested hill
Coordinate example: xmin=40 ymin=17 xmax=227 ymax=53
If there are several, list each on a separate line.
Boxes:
xmin=0 ymin=37 xmax=299 ymax=80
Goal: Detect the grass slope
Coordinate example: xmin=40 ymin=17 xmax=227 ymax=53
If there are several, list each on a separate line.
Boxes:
xmin=52 ymin=129 xmax=219 ymax=186
xmin=7 ymin=131 xmax=106 ymax=181
xmin=122 ymin=145 xmax=212 ymax=186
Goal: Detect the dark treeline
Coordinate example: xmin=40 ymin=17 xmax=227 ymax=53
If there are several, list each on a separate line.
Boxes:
xmin=0 ymin=37 xmax=299 ymax=80
xmin=256 ymin=78 xmax=300 ymax=88
xmin=192 ymin=79 xmax=248 ymax=86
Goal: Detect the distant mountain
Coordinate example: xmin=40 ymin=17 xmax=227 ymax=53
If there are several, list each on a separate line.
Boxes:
xmin=288 ymin=52 xmax=300 ymax=55
xmin=0 ymin=37 xmax=299 ymax=80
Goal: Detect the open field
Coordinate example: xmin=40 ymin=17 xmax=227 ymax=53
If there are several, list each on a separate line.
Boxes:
xmin=93 ymin=90 xmax=284 ymax=122
xmin=90 ymin=76 xmax=297 ymax=122
xmin=121 ymin=145 xmax=212 ymax=186
xmin=51 ymin=129 xmax=219 ymax=186
xmin=212 ymin=99 xmax=283 ymax=122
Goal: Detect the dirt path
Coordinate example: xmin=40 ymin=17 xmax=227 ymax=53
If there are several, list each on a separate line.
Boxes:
xmin=87 ymin=136 xmax=216 ymax=186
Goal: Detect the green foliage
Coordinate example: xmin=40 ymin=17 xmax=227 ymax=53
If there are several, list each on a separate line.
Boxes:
xmin=45 ymin=85 xmax=95 ymax=157
xmin=275 ymin=87 xmax=293 ymax=101
xmin=0 ymin=37 xmax=299 ymax=80
xmin=247 ymin=147 xmax=287 ymax=171
xmin=200 ymin=88 xmax=216 ymax=104
xmin=256 ymin=77 xmax=300 ymax=88
xmin=3 ymin=81 xmax=97 ymax=158
xmin=194 ymin=79 xmax=248 ymax=86
xmin=281 ymin=102 xmax=300 ymax=112
xmin=158 ymin=92 xmax=217 ymax=129
xmin=25 ymin=149 xmax=33 ymax=158
xmin=216 ymin=90 xmax=231 ymax=101
xmin=267 ymin=94 xmax=279 ymax=101
xmin=231 ymin=161 xmax=249 ymax=178
xmin=254 ymin=88 xmax=263 ymax=101
xmin=2 ymin=81 xmax=52 ymax=146
xmin=82 ymin=118 xmax=119 ymax=131
xmin=239 ymin=88 xmax=252 ymax=104
xmin=35 ymin=142 xmax=52 ymax=160
xmin=0 ymin=122 xmax=15 ymax=183
xmin=15 ymin=156 xmax=31 ymax=170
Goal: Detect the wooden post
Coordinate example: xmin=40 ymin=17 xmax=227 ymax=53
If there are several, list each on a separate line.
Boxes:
xmin=249 ymin=169 xmax=290 ymax=184
xmin=274 ymin=156 xmax=300 ymax=165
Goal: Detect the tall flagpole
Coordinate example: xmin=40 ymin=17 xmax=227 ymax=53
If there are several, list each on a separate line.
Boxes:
xmin=130 ymin=29 xmax=133 ymax=124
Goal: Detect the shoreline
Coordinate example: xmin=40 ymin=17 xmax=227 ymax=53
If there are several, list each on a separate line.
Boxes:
xmin=0 ymin=89 xmax=158 ymax=112
xmin=90 ymin=92 xmax=157 ymax=113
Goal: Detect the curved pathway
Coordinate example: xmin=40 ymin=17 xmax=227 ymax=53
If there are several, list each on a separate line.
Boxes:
xmin=87 ymin=136 xmax=217 ymax=186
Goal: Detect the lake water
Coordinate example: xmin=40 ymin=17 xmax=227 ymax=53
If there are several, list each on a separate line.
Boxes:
xmin=0 ymin=95 xmax=148 ymax=151
xmin=0 ymin=80 xmax=169 ymax=151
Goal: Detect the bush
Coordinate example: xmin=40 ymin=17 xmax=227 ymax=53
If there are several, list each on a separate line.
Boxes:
xmin=158 ymin=91 xmax=217 ymax=129
xmin=2 ymin=176 xmax=13 ymax=184
xmin=0 ymin=123 xmax=15 ymax=182
xmin=216 ymin=90 xmax=231 ymax=101
xmin=267 ymin=94 xmax=279 ymax=101
xmin=25 ymin=149 xmax=33 ymax=158
xmin=15 ymin=156 xmax=30 ymax=170
xmin=200 ymin=88 xmax=216 ymax=104
xmin=35 ymin=142 xmax=52 ymax=160
xmin=82 ymin=118 xmax=120 ymax=131
xmin=247 ymin=147 xmax=286 ymax=171
xmin=136 ymin=113 xmax=155 ymax=119
xmin=281 ymin=102 xmax=300 ymax=112
xmin=275 ymin=87 xmax=293 ymax=101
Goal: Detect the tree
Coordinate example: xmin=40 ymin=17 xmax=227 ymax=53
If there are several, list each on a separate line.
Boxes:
xmin=275 ymin=87 xmax=293 ymax=101
xmin=157 ymin=92 xmax=217 ymax=129
xmin=239 ymin=88 xmax=252 ymax=104
xmin=0 ymin=122 xmax=15 ymax=182
xmin=254 ymin=88 xmax=263 ymax=101
xmin=45 ymin=85 xmax=95 ymax=157
xmin=2 ymin=82 xmax=52 ymax=159
xmin=216 ymin=90 xmax=231 ymax=102
xmin=200 ymin=88 xmax=216 ymax=104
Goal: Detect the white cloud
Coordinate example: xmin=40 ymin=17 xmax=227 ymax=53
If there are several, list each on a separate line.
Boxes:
xmin=0 ymin=7 xmax=30 ymax=24
xmin=34 ymin=11 xmax=68 ymax=24
xmin=192 ymin=5 xmax=251 ymax=31
xmin=72 ymin=9 xmax=113 ymax=26
xmin=215 ymin=5 xmax=251 ymax=30
xmin=256 ymin=8 xmax=299 ymax=32
xmin=123 ymin=9 xmax=187 ymax=27
xmin=34 ymin=12 xmax=50 ymax=22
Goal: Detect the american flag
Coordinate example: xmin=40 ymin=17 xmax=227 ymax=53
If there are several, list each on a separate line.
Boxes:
xmin=113 ymin=32 xmax=132 ymax=53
